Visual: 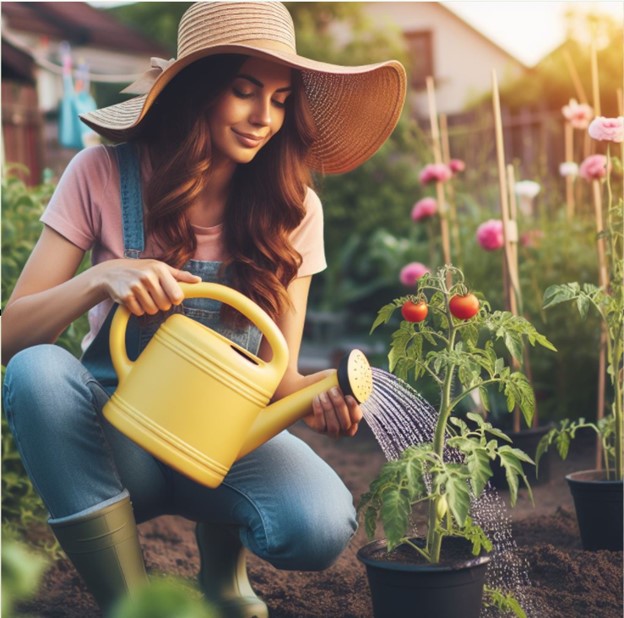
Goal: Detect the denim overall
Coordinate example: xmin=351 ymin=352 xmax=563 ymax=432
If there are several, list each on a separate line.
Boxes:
xmin=3 ymin=143 xmax=357 ymax=571
xmin=81 ymin=142 xmax=262 ymax=390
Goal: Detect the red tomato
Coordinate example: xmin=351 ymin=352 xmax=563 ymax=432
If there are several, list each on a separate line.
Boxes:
xmin=401 ymin=300 xmax=428 ymax=322
xmin=449 ymin=294 xmax=480 ymax=320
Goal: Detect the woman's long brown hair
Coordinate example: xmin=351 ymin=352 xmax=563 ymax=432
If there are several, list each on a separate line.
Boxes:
xmin=137 ymin=55 xmax=318 ymax=321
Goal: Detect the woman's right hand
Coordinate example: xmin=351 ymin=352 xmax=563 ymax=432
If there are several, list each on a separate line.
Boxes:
xmin=2 ymin=228 xmax=202 ymax=363
xmin=96 ymin=259 xmax=202 ymax=316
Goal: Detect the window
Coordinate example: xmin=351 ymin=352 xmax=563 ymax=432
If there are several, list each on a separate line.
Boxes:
xmin=404 ymin=30 xmax=433 ymax=89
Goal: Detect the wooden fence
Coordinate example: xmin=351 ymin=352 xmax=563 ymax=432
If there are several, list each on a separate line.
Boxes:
xmin=2 ymin=80 xmax=44 ymax=186
xmin=423 ymin=106 xmax=594 ymax=181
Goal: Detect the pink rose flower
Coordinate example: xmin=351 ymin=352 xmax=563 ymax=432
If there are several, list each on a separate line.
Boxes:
xmin=411 ymin=197 xmax=437 ymax=221
xmin=419 ymin=163 xmax=452 ymax=185
xmin=562 ymin=98 xmax=594 ymax=130
xmin=476 ymin=219 xmax=504 ymax=251
xmin=448 ymin=159 xmax=465 ymax=174
xmin=588 ymin=117 xmax=624 ymax=143
xmin=400 ymin=262 xmax=430 ymax=286
xmin=579 ymin=154 xmax=609 ymax=181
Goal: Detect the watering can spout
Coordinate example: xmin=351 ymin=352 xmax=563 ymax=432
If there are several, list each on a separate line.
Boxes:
xmin=238 ymin=350 xmax=374 ymax=459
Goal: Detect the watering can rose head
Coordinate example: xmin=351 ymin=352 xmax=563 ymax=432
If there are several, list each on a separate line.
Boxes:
xmin=360 ymin=265 xmax=556 ymax=565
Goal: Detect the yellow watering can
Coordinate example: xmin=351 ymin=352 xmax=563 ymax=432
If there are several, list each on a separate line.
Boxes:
xmin=103 ymin=283 xmax=373 ymax=488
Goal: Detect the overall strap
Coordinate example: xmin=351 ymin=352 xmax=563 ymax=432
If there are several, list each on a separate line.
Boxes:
xmin=114 ymin=142 xmax=145 ymax=258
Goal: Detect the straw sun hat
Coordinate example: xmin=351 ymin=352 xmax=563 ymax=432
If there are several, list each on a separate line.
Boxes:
xmin=80 ymin=1 xmax=407 ymax=174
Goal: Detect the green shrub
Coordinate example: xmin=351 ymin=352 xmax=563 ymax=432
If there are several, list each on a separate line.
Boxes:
xmin=2 ymin=169 xmax=89 ymax=532
xmin=110 ymin=576 xmax=218 ymax=618
xmin=1 ymin=536 xmax=49 ymax=617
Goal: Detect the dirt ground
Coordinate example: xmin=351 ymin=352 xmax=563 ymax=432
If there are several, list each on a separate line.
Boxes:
xmin=16 ymin=422 xmax=623 ymax=618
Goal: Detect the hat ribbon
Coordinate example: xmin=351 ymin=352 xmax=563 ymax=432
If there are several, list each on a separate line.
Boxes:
xmin=121 ymin=57 xmax=176 ymax=95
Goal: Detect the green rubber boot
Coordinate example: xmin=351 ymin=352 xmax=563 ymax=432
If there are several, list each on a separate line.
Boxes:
xmin=195 ymin=522 xmax=268 ymax=618
xmin=50 ymin=496 xmax=148 ymax=613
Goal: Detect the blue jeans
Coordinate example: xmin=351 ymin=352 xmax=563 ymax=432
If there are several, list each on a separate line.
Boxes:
xmin=3 ymin=344 xmax=357 ymax=570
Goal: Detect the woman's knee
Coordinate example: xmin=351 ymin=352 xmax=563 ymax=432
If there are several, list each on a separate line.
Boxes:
xmin=250 ymin=489 xmax=357 ymax=571
xmin=3 ymin=344 xmax=98 ymax=433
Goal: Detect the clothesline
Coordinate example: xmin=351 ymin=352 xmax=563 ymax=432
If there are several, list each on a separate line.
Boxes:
xmin=2 ymin=28 xmax=143 ymax=85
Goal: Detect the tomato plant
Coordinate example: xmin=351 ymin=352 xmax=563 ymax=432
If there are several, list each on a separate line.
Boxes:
xmin=449 ymin=293 xmax=479 ymax=320
xmin=401 ymin=300 xmax=428 ymax=322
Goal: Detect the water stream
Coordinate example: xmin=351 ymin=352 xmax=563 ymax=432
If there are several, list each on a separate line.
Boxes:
xmin=361 ymin=367 xmax=537 ymax=617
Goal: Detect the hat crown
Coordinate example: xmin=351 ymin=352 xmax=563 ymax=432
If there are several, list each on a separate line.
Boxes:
xmin=178 ymin=2 xmax=297 ymax=58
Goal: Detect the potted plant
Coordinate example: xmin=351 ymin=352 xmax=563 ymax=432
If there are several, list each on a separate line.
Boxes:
xmin=357 ymin=265 xmax=555 ymax=618
xmin=535 ymin=121 xmax=623 ymax=552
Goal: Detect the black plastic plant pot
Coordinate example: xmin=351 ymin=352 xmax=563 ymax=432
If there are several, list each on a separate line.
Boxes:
xmin=356 ymin=537 xmax=490 ymax=618
xmin=566 ymin=469 xmax=623 ymax=551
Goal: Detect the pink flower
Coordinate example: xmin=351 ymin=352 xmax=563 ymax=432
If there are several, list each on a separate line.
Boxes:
xmin=400 ymin=262 xmax=430 ymax=286
xmin=411 ymin=197 xmax=437 ymax=221
xmin=448 ymin=159 xmax=465 ymax=174
xmin=520 ymin=229 xmax=544 ymax=248
xmin=562 ymin=98 xmax=594 ymax=129
xmin=579 ymin=154 xmax=609 ymax=181
xmin=588 ymin=117 xmax=624 ymax=143
xmin=476 ymin=219 xmax=504 ymax=251
xmin=419 ymin=163 xmax=452 ymax=184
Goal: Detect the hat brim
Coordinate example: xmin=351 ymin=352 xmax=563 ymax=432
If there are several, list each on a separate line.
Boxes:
xmin=80 ymin=44 xmax=406 ymax=175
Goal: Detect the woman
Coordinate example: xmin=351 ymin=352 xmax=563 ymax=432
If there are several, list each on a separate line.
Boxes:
xmin=2 ymin=2 xmax=406 ymax=615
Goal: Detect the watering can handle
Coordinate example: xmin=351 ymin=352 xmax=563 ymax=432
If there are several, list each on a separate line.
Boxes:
xmin=109 ymin=282 xmax=289 ymax=384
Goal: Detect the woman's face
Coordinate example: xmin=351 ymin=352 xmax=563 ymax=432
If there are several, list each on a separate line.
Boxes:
xmin=208 ymin=57 xmax=292 ymax=166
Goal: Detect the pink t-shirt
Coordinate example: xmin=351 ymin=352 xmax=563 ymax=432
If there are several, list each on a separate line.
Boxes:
xmin=41 ymin=145 xmax=327 ymax=349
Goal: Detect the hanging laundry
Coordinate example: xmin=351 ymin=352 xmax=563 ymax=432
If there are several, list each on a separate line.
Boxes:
xmin=58 ymin=42 xmax=98 ymax=149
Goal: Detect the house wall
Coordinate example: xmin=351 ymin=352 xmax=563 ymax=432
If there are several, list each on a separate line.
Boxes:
xmin=359 ymin=2 xmax=525 ymax=116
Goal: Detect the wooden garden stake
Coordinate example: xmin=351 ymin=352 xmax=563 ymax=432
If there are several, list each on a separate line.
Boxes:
xmin=508 ymin=164 xmax=539 ymax=427
xmin=592 ymin=181 xmax=608 ymax=290
xmin=492 ymin=70 xmax=526 ymax=432
xmin=589 ymin=40 xmax=609 ymax=469
xmin=440 ymin=113 xmax=462 ymax=268
xmin=592 ymin=178 xmax=608 ymax=469
xmin=563 ymin=49 xmax=589 ymax=105
xmin=590 ymin=40 xmax=601 ymax=117
xmin=426 ymin=76 xmax=452 ymax=268
xmin=491 ymin=70 xmax=519 ymax=316
xmin=564 ymin=121 xmax=575 ymax=219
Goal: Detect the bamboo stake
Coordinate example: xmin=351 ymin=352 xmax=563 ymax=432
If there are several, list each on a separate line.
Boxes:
xmin=563 ymin=49 xmax=589 ymax=105
xmin=507 ymin=164 xmax=540 ymax=427
xmin=440 ymin=113 xmax=462 ymax=268
xmin=592 ymin=178 xmax=608 ymax=469
xmin=492 ymin=70 xmax=519 ymax=317
xmin=590 ymin=39 xmax=601 ymax=117
xmin=592 ymin=180 xmax=608 ymax=289
xmin=492 ymin=70 xmax=525 ymax=432
xmin=426 ymin=76 xmax=452 ymax=268
xmin=564 ymin=121 xmax=575 ymax=219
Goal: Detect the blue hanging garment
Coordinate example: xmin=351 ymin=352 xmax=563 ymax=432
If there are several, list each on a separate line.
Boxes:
xmin=58 ymin=43 xmax=97 ymax=149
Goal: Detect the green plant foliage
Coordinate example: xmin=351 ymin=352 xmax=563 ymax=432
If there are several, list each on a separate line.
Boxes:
xmin=2 ymin=171 xmax=90 ymax=532
xmin=1 ymin=537 xmax=49 ymax=617
xmin=361 ymin=266 xmax=554 ymax=566
xmin=109 ymin=576 xmax=218 ymax=618
xmin=483 ymin=585 xmax=527 ymax=618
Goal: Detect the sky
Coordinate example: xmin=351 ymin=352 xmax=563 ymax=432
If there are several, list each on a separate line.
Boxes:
xmin=444 ymin=1 xmax=623 ymax=66
xmin=89 ymin=1 xmax=624 ymax=67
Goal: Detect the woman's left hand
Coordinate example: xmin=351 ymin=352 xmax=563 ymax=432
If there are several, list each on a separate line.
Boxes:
xmin=305 ymin=387 xmax=363 ymax=438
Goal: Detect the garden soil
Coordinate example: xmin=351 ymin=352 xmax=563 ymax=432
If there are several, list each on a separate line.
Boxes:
xmin=16 ymin=424 xmax=623 ymax=618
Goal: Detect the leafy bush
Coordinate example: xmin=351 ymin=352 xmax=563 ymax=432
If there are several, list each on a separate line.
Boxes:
xmin=2 ymin=170 xmax=89 ymax=532
xmin=1 ymin=536 xmax=49 ymax=617
xmin=110 ymin=576 xmax=218 ymax=618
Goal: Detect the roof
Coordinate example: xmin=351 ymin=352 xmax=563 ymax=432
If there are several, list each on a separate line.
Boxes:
xmin=1 ymin=2 xmax=169 ymax=56
xmin=439 ymin=3 xmax=527 ymax=69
